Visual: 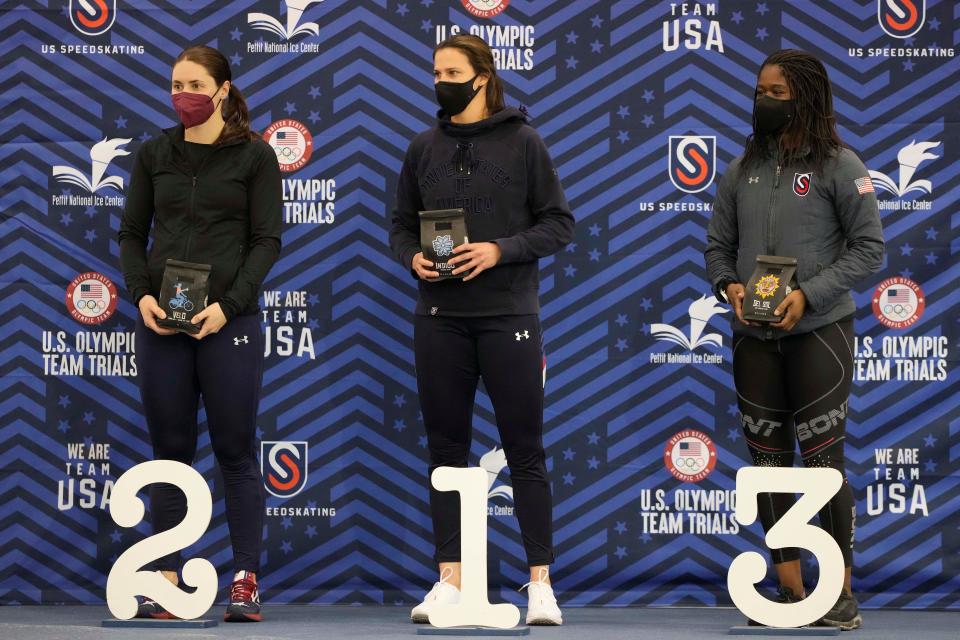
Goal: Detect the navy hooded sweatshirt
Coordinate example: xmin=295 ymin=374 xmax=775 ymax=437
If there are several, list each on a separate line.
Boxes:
xmin=389 ymin=107 xmax=575 ymax=317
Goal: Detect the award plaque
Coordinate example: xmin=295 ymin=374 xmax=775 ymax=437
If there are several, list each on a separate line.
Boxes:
xmin=742 ymin=255 xmax=798 ymax=323
xmin=156 ymin=259 xmax=211 ymax=334
xmin=419 ymin=208 xmax=469 ymax=280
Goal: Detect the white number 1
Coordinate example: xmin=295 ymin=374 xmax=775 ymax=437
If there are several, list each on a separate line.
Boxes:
xmin=728 ymin=466 xmax=845 ymax=628
xmin=106 ymin=460 xmax=218 ymax=620
xmin=428 ymin=466 xmax=520 ymax=629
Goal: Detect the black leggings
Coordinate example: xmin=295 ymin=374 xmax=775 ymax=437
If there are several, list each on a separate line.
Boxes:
xmin=732 ymin=319 xmax=856 ymax=568
xmin=135 ymin=313 xmax=265 ymax=573
xmin=414 ymin=314 xmax=554 ymax=567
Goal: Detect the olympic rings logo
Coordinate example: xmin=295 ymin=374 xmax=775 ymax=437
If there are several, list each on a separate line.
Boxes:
xmin=677 ymin=456 xmax=705 ymax=471
xmin=882 ymin=303 xmax=914 ymax=318
xmin=664 ymin=430 xmax=717 ymax=483
xmin=274 ymin=145 xmax=302 ymax=161
xmin=75 ymin=298 xmax=107 ymax=312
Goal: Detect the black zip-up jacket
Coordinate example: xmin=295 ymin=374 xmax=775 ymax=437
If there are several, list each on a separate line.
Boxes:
xmin=389 ymin=107 xmax=575 ymax=316
xmin=119 ymin=125 xmax=282 ymax=321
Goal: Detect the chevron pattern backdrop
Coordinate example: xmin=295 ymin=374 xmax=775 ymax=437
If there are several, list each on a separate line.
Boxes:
xmin=0 ymin=0 xmax=957 ymax=610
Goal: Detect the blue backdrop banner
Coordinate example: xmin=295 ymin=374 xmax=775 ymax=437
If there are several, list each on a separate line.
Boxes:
xmin=0 ymin=0 xmax=957 ymax=609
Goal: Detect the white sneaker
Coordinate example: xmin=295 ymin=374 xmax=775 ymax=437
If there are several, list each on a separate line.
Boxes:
xmin=521 ymin=568 xmax=562 ymax=625
xmin=411 ymin=567 xmax=460 ymax=623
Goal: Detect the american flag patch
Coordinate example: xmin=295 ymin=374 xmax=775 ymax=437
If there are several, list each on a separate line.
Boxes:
xmin=679 ymin=440 xmax=702 ymax=456
xmin=275 ymin=130 xmax=300 ymax=146
xmin=854 ymin=176 xmax=874 ymax=194
xmin=887 ymin=288 xmax=910 ymax=303
xmin=80 ymin=283 xmax=103 ymax=298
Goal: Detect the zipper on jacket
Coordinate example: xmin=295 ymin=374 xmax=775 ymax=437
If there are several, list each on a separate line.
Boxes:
xmin=764 ymin=157 xmax=781 ymax=341
xmin=183 ymin=148 xmax=219 ymax=262
xmin=766 ymin=163 xmax=781 ymax=254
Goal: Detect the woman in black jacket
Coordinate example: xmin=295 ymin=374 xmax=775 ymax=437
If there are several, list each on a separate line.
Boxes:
xmin=390 ymin=34 xmax=574 ymax=626
xmin=118 ymin=45 xmax=281 ymax=623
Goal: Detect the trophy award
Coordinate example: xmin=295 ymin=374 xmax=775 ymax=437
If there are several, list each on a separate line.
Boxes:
xmin=156 ymin=259 xmax=211 ymax=334
xmin=419 ymin=208 xmax=469 ymax=280
xmin=742 ymin=255 xmax=798 ymax=323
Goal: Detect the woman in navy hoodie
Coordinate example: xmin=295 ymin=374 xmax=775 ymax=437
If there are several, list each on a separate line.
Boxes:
xmin=389 ymin=34 xmax=574 ymax=626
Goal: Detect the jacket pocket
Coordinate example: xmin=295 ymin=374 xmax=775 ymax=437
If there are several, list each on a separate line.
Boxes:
xmin=230 ymin=244 xmax=246 ymax=284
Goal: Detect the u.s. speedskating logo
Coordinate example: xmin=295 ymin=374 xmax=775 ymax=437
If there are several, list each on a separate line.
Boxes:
xmin=262 ymin=441 xmax=309 ymax=498
xmin=877 ymin=0 xmax=926 ymax=39
xmin=69 ymin=0 xmax=117 ymax=36
xmin=668 ymin=135 xmax=716 ymax=194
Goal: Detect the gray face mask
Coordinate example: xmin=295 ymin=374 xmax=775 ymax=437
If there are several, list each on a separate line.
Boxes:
xmin=435 ymin=75 xmax=481 ymax=116
xmin=753 ymin=95 xmax=796 ymax=135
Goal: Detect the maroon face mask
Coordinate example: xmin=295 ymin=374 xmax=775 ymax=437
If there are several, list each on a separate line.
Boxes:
xmin=171 ymin=90 xmax=223 ymax=129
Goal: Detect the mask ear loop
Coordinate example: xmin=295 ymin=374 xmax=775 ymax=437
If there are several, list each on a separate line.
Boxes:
xmin=215 ymin=83 xmax=229 ymax=118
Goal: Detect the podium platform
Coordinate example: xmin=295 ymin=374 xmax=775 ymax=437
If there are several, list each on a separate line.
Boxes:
xmin=0 ymin=604 xmax=955 ymax=640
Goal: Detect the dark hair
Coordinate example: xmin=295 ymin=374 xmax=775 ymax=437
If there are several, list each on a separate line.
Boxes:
xmin=433 ymin=34 xmax=504 ymax=116
xmin=174 ymin=45 xmax=256 ymax=144
xmin=742 ymin=49 xmax=843 ymax=171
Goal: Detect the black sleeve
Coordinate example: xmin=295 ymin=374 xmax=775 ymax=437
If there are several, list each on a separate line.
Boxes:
xmin=219 ymin=142 xmax=283 ymax=320
xmin=494 ymin=130 xmax=575 ymax=263
xmin=118 ymin=143 xmax=154 ymax=307
xmin=389 ymin=139 xmax=425 ymax=278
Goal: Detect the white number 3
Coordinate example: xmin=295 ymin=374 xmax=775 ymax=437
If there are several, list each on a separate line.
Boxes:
xmin=728 ymin=467 xmax=845 ymax=628
xmin=106 ymin=460 xmax=218 ymax=620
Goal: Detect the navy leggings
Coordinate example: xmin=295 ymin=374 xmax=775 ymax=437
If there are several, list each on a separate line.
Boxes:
xmin=135 ymin=313 xmax=265 ymax=572
xmin=414 ymin=313 xmax=554 ymax=567
xmin=732 ymin=319 xmax=856 ymax=568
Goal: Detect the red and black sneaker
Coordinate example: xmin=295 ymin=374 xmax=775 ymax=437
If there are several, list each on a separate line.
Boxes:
xmin=136 ymin=596 xmax=176 ymax=620
xmin=224 ymin=570 xmax=262 ymax=622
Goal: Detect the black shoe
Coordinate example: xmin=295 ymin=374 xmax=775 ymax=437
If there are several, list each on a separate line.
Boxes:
xmin=747 ymin=586 xmax=803 ymax=626
xmin=136 ymin=596 xmax=176 ymax=620
xmin=819 ymin=591 xmax=862 ymax=630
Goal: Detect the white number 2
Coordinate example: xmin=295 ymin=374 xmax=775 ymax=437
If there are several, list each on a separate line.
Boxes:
xmin=728 ymin=467 xmax=845 ymax=628
xmin=106 ymin=460 xmax=218 ymax=620
xmin=428 ymin=466 xmax=520 ymax=629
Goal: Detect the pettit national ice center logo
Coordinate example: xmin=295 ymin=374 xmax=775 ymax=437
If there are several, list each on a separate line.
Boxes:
xmin=651 ymin=295 xmax=727 ymax=353
xmin=52 ymin=137 xmax=131 ymax=193
xmin=248 ymin=0 xmax=324 ymax=40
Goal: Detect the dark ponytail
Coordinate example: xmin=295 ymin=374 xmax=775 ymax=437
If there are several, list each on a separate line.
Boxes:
xmin=174 ymin=45 xmax=257 ymax=144
xmin=221 ymin=83 xmax=253 ymax=144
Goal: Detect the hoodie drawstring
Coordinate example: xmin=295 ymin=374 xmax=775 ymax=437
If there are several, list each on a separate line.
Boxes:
xmin=454 ymin=141 xmax=474 ymax=175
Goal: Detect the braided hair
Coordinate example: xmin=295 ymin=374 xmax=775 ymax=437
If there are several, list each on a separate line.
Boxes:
xmin=742 ymin=49 xmax=843 ymax=171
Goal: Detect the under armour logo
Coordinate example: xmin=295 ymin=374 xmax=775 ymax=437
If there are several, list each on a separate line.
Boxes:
xmin=234 ymin=336 xmax=249 ymax=345
xmin=515 ymin=330 xmax=530 ymax=341
xmin=748 ymin=176 xmax=759 ymax=184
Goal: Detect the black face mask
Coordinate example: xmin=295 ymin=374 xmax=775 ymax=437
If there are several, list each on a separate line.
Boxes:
xmin=753 ymin=95 xmax=796 ymax=136
xmin=435 ymin=75 xmax=481 ymax=116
